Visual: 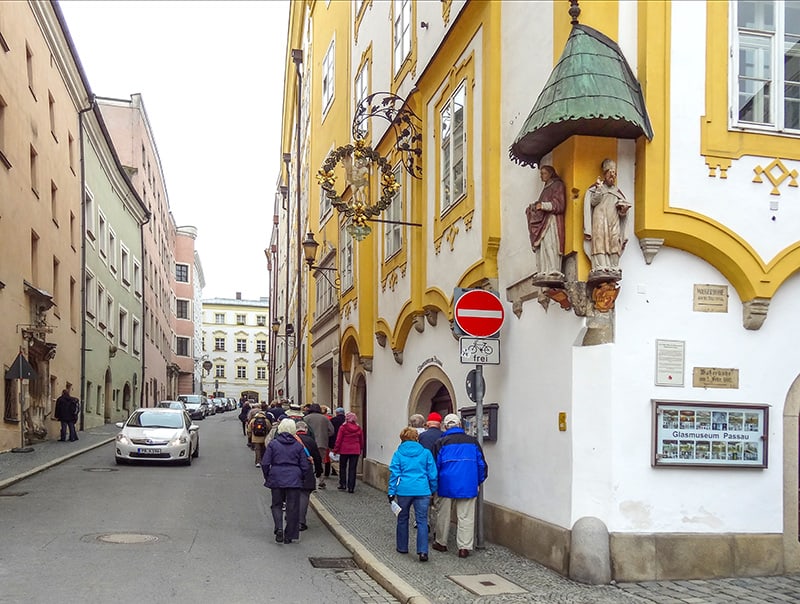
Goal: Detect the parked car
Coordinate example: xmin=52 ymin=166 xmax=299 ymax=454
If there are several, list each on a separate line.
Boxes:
xmin=177 ymin=394 xmax=209 ymax=420
xmin=211 ymin=397 xmax=227 ymax=413
xmin=157 ymin=400 xmax=187 ymax=412
xmin=114 ymin=408 xmax=199 ymax=466
xmin=227 ymin=397 xmax=237 ymax=411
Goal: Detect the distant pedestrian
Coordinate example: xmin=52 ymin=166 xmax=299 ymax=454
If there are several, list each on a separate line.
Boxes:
xmin=295 ymin=420 xmax=323 ymax=531
xmin=432 ymin=414 xmax=488 ymax=559
xmin=248 ymin=409 xmax=271 ymax=467
xmin=328 ymin=407 xmax=346 ymax=476
xmin=408 ymin=414 xmax=426 ymax=434
xmin=304 ymin=403 xmax=334 ymax=489
xmin=261 ymin=419 xmax=310 ymax=544
xmin=333 ymin=412 xmax=364 ymax=493
xmin=238 ymin=399 xmax=252 ymax=437
xmin=388 ymin=427 xmax=437 ymax=562
xmin=54 ymin=384 xmax=80 ymax=442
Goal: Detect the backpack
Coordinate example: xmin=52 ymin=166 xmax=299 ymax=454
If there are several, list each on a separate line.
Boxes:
xmin=252 ymin=416 xmax=268 ymax=437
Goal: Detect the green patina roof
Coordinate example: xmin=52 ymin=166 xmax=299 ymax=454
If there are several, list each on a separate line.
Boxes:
xmin=510 ymin=24 xmax=654 ymax=168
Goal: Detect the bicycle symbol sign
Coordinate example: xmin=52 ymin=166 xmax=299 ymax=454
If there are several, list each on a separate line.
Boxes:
xmin=459 ymin=337 xmax=500 ymax=365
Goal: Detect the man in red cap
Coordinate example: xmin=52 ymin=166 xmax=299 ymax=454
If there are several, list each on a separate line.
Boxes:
xmin=418 ymin=411 xmax=444 ymax=541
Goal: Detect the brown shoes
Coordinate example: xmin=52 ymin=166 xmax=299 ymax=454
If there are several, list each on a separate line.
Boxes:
xmin=432 ymin=542 xmax=448 ymax=552
xmin=458 ymin=549 xmax=470 ymax=558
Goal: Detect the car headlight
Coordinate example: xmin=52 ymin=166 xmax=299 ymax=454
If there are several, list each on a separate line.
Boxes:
xmin=169 ymin=434 xmax=189 ymax=446
xmin=116 ymin=433 xmax=131 ymax=445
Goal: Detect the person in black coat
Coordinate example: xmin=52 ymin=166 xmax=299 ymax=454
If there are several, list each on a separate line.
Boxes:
xmin=295 ymin=421 xmax=323 ymax=531
xmin=54 ymin=384 xmax=79 ymax=442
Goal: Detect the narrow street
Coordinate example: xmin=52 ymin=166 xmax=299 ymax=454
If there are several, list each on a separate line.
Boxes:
xmin=0 ymin=413 xmax=394 ymax=603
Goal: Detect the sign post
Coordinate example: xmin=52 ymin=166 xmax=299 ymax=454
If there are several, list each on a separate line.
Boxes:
xmin=453 ymin=289 xmax=505 ymax=549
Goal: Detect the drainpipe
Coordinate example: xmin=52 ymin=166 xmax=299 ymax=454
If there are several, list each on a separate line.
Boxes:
xmin=138 ymin=210 xmax=150 ymax=408
xmin=292 ymin=48 xmax=303 ymax=408
xmin=78 ymin=97 xmax=95 ymax=431
xmin=282 ymin=154 xmax=291 ymax=402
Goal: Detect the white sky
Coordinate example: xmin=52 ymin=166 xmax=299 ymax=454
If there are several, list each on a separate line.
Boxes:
xmin=58 ymin=0 xmax=290 ymax=301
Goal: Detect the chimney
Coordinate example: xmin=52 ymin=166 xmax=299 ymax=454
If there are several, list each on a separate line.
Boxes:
xmin=236 ymin=292 xmax=242 ymax=300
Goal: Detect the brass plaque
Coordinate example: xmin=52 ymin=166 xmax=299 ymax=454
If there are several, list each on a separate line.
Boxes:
xmin=692 ymin=367 xmax=739 ymax=389
xmin=693 ymin=284 xmax=728 ymax=313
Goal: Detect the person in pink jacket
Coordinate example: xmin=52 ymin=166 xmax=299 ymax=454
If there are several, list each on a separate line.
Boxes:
xmin=333 ymin=412 xmax=364 ymax=493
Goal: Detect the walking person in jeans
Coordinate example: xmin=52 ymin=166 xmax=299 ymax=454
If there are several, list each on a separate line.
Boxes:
xmin=333 ymin=412 xmax=364 ymax=493
xmin=388 ymin=427 xmax=437 ymax=562
xmin=54 ymin=384 xmax=80 ymax=442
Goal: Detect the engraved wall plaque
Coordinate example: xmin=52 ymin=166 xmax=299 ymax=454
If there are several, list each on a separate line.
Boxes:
xmin=692 ymin=367 xmax=739 ymax=389
xmin=655 ymin=339 xmax=685 ymax=387
xmin=693 ymin=284 xmax=728 ymax=313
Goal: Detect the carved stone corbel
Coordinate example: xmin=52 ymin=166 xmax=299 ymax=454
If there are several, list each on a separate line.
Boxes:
xmin=375 ymin=332 xmax=387 ymax=347
xmin=743 ymin=298 xmax=770 ymax=330
xmin=639 ymin=238 xmax=665 ymax=265
xmin=392 ymin=349 xmax=403 ymax=365
xmin=425 ymin=309 xmax=438 ymax=326
xmin=413 ymin=314 xmax=425 ymax=333
xmin=361 ymin=357 xmax=373 ymax=372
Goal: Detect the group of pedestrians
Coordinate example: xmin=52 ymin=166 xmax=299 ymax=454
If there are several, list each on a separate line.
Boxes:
xmin=388 ymin=411 xmax=488 ymax=562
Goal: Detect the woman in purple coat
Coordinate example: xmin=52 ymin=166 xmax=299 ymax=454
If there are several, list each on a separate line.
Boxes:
xmin=261 ymin=419 xmax=310 ymax=544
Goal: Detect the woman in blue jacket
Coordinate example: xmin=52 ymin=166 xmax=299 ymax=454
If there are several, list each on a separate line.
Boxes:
xmin=388 ymin=426 xmax=438 ymax=561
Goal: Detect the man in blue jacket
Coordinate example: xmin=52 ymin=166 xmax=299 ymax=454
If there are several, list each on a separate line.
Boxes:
xmin=431 ymin=413 xmax=488 ymax=559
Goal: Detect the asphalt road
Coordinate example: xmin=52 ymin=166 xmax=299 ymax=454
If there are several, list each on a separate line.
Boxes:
xmin=0 ymin=411 xmax=379 ymax=604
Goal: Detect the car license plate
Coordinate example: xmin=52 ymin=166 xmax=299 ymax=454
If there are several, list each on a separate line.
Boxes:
xmin=137 ymin=448 xmax=161 ymax=454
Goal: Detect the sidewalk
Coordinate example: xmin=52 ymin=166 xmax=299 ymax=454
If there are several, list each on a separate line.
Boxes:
xmin=5 ymin=431 xmax=800 ymax=603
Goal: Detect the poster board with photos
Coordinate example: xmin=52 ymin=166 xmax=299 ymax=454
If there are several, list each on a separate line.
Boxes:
xmin=652 ymin=400 xmax=768 ymax=468
xmin=459 ymin=403 xmax=498 ymax=442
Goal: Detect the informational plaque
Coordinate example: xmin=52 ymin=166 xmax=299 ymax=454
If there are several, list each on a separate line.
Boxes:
xmin=693 ymin=284 xmax=728 ymax=313
xmin=655 ymin=339 xmax=685 ymax=387
xmin=652 ymin=400 xmax=768 ymax=468
xmin=693 ymin=367 xmax=739 ymax=389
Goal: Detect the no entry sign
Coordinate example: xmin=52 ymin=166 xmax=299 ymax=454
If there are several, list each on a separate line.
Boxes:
xmin=453 ymin=289 xmax=505 ymax=338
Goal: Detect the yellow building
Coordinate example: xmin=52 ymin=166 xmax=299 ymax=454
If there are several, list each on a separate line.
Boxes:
xmin=277 ymin=0 xmax=800 ymax=581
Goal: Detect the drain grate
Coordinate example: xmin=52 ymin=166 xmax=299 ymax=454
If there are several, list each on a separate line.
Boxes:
xmin=308 ymin=556 xmax=358 ymax=569
xmin=96 ymin=533 xmax=160 ymax=544
xmin=0 ymin=491 xmax=28 ymax=497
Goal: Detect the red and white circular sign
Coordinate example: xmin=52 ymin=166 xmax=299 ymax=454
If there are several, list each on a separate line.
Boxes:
xmin=453 ymin=290 xmax=505 ymax=338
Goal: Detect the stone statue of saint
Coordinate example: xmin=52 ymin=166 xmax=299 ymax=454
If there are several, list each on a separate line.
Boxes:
xmin=526 ymin=165 xmax=566 ymax=282
xmin=583 ymin=158 xmax=630 ymax=276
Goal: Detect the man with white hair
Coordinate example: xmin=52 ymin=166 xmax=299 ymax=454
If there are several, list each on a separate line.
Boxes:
xmin=431 ymin=413 xmax=488 ymax=559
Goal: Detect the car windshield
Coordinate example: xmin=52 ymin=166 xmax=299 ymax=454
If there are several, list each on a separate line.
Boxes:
xmin=127 ymin=411 xmax=183 ymax=429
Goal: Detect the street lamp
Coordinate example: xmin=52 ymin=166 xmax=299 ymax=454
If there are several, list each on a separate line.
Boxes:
xmin=302 ymin=231 xmax=340 ymax=289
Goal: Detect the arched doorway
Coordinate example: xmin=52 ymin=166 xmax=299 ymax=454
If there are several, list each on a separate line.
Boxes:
xmin=104 ymin=368 xmax=112 ymax=421
xmin=408 ymin=365 xmax=456 ymax=419
xmin=122 ymin=382 xmax=131 ymax=413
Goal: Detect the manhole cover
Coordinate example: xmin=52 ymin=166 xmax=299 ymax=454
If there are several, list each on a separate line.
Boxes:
xmin=84 ymin=468 xmax=118 ymax=472
xmin=308 ymin=557 xmax=358 ymax=569
xmin=96 ymin=533 xmax=160 ymax=544
xmin=0 ymin=491 xmax=28 ymax=497
xmin=448 ymin=573 xmax=527 ymax=596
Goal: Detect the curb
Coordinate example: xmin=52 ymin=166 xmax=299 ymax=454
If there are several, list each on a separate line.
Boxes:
xmin=0 ymin=437 xmax=115 ymax=491
xmin=311 ymin=495 xmax=432 ymax=604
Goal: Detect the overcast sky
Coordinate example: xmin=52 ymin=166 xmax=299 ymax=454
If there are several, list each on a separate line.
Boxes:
xmin=58 ymin=0 xmax=289 ymax=301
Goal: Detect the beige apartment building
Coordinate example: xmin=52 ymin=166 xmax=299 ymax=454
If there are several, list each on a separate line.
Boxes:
xmin=174 ymin=225 xmax=203 ymax=394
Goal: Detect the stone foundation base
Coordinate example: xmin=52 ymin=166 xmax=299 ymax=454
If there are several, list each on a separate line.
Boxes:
xmin=361 ymin=458 xmax=786 ymax=581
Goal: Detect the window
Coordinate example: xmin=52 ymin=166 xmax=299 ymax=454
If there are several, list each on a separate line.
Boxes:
xmin=322 ymin=38 xmax=335 ymax=114
xmin=236 ymin=338 xmax=247 ymax=352
xmin=236 ymin=313 xmax=246 ymax=325
xmin=315 ymin=266 xmax=336 ymax=314
xmin=26 ymin=43 xmax=34 ymax=98
xmin=30 ymin=145 xmax=38 ymax=197
xmin=70 ymin=277 xmax=77 ymax=329
xmin=214 ymin=337 xmax=225 ymax=351
xmin=108 ymin=229 xmax=117 ymax=272
xmin=393 ymin=0 xmax=412 ymax=73
xmin=50 ymin=181 xmax=58 ymax=225
xmin=85 ymin=188 xmax=96 ymax=238
xmin=257 ymin=366 xmax=266 ymax=380
xmin=132 ymin=317 xmax=141 ymax=355
xmin=98 ymin=213 xmax=107 ymax=258
xmin=237 ymin=365 xmax=247 ymax=379
xmin=340 ymin=221 xmax=354 ymax=291
xmin=30 ymin=231 xmax=39 ymax=284
xmin=68 ymin=132 xmax=75 ymax=173
xmin=52 ymin=257 xmax=60 ymax=308
xmin=119 ymin=307 xmax=129 ymax=347
xmin=215 ymin=313 xmax=225 ymax=324
xmin=106 ymin=294 xmax=114 ymax=339
xmin=385 ymin=165 xmax=403 ymax=259
xmin=133 ymin=260 xmax=142 ymax=296
xmin=354 ymin=60 xmax=370 ymax=138
xmin=440 ymin=82 xmax=467 ymax=212
xmin=735 ymin=1 xmax=800 ymax=131
xmin=85 ymin=271 xmax=96 ymax=318
xmin=256 ymin=315 xmax=266 ymax=326
xmin=320 ymin=185 xmax=332 ymax=219
xmin=0 ymin=94 xmax=9 ymax=169
xmin=48 ymin=91 xmax=56 ymax=141
xmin=176 ymin=336 xmax=189 ymax=357
xmin=97 ymin=282 xmax=106 ymax=328
xmin=175 ymin=263 xmax=189 ymax=282
xmin=176 ymin=299 xmax=189 ymax=319
xmin=120 ymin=246 xmax=130 ymax=285
xmin=215 ymin=364 xmax=225 ymax=378
xmin=256 ymin=339 xmax=267 ymax=353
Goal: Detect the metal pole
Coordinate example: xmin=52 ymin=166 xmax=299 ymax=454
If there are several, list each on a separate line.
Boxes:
xmin=475 ymin=363 xmax=485 ymax=549
xmin=293 ymin=49 xmax=303 ymax=408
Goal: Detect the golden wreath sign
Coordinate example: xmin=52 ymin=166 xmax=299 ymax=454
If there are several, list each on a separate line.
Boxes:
xmin=316 ymin=139 xmax=400 ymax=240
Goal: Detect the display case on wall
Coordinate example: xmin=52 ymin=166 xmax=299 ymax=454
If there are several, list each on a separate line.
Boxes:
xmin=459 ymin=403 xmax=498 ymax=442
